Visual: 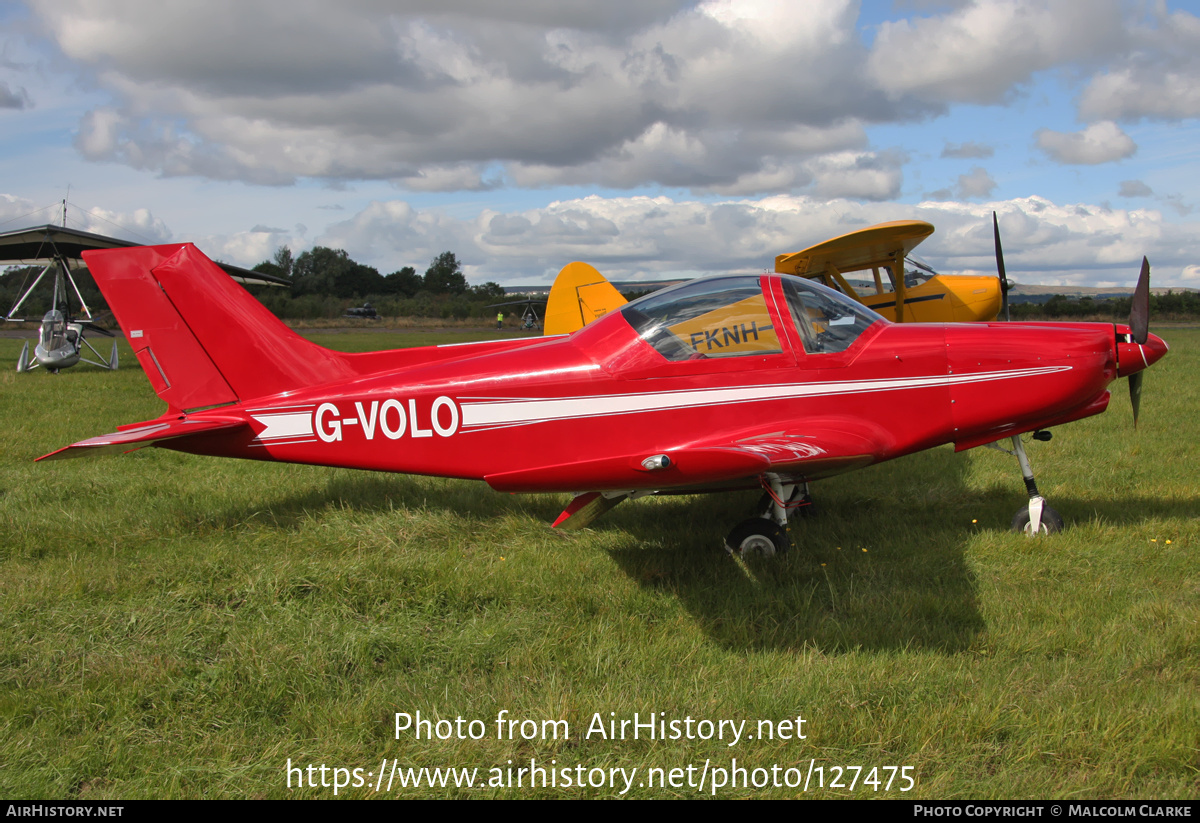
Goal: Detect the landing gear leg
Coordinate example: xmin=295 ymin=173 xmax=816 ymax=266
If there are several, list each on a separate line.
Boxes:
xmin=791 ymin=481 xmax=815 ymax=518
xmin=755 ymin=481 xmax=813 ymax=520
xmin=1008 ymin=435 xmax=1063 ymax=535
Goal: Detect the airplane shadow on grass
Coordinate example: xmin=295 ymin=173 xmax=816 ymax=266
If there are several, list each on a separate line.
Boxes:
xmin=602 ymin=446 xmax=989 ymax=655
xmin=189 ymin=466 xmax=567 ymax=531
xmin=195 ymin=444 xmax=1193 ymax=656
xmin=596 ymin=445 xmax=1198 ymax=655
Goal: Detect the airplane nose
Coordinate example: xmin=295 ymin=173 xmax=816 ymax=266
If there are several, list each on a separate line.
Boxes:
xmin=1143 ymin=332 xmax=1169 ymax=366
xmin=1117 ymin=331 xmax=1169 ymax=376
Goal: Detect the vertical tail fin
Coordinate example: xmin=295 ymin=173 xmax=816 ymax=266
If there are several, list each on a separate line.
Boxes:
xmin=83 ymin=244 xmax=355 ymax=411
xmin=544 ymin=262 xmax=628 ymax=336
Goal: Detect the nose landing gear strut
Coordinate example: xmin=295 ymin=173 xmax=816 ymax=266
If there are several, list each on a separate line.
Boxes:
xmin=991 ymin=432 xmax=1063 ymax=535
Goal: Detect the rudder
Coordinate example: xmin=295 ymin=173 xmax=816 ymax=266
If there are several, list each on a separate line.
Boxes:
xmin=84 ymin=243 xmax=355 ymax=411
xmin=543 ymin=262 xmax=628 ymax=336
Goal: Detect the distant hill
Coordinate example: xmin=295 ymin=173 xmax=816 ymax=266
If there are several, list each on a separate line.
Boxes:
xmin=505 ymin=279 xmax=1198 ymax=303
xmin=503 ymin=279 xmax=684 ymax=297
xmin=1008 ymin=283 xmax=1197 ymax=305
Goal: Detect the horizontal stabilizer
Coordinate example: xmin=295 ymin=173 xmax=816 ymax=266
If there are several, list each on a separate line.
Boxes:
xmin=37 ymin=416 xmax=248 ymax=461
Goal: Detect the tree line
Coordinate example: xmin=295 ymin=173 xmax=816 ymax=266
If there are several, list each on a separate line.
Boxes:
xmin=0 ymin=248 xmax=508 ymax=322
xmin=4 ymin=252 xmax=1200 ymax=323
xmin=248 ymin=247 xmax=507 ymax=320
xmin=1008 ymin=291 xmax=1200 ymax=321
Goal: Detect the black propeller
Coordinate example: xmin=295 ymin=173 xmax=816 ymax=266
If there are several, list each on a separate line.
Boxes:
xmin=1130 ymin=257 xmax=1150 ymax=346
xmin=993 ymin=211 xmax=1011 ymax=321
xmin=1128 ymin=257 xmax=1151 ymax=427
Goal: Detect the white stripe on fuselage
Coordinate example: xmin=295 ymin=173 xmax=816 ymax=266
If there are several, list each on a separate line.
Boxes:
xmin=251 ymin=411 xmax=315 ymax=440
xmin=457 ymin=366 xmax=1070 ymax=429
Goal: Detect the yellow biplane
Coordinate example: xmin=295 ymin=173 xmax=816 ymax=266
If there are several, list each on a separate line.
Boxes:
xmin=774 ymin=220 xmax=1001 ymax=323
xmin=543 ymin=220 xmax=1004 ymax=336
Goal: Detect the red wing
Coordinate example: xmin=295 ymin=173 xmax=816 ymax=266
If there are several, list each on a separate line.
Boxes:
xmin=723 ymin=419 xmax=891 ymax=480
xmin=485 ymin=447 xmax=770 ymax=493
xmin=485 ymin=418 xmax=891 ymax=494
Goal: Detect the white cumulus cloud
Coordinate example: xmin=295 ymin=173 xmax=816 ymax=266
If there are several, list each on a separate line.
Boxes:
xmin=214 ymin=192 xmax=1200 ymax=290
xmin=1035 ymin=121 xmax=1136 ymax=165
xmin=1079 ymin=7 xmax=1200 ymax=121
xmin=867 ymin=0 xmax=1126 ymax=105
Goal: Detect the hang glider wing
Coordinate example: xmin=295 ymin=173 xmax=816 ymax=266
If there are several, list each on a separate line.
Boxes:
xmin=0 ymin=224 xmax=289 ymax=287
xmin=486 ymin=298 xmax=547 ymax=309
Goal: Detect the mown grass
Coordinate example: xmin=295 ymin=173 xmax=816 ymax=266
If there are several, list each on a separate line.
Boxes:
xmin=0 ymin=329 xmax=1196 ymax=799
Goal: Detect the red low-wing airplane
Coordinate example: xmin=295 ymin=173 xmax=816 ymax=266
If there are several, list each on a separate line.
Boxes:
xmin=40 ymin=244 xmax=1167 ymax=555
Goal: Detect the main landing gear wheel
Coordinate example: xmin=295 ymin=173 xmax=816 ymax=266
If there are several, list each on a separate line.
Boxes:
xmin=725 ymin=518 xmax=789 ymax=558
xmin=1011 ymin=506 xmax=1064 ymax=535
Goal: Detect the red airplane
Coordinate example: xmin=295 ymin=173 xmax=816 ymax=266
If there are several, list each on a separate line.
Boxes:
xmin=39 ymin=243 xmax=1167 ymax=556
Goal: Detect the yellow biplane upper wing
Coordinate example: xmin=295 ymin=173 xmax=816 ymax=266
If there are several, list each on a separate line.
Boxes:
xmin=774 ymin=220 xmax=934 ymax=277
xmin=773 ymin=220 xmax=999 ymax=323
xmin=774 ymin=221 xmax=934 ymax=323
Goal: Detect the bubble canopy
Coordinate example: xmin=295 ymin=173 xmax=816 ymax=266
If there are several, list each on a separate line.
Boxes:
xmin=619 ymin=274 xmax=884 ymax=361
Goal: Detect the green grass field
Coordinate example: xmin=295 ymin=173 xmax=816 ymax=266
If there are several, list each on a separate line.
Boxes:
xmin=1 ymin=329 xmax=1196 ymax=799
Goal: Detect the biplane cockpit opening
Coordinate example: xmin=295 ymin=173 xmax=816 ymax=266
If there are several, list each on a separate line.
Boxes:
xmin=903 ymin=257 xmax=938 ymax=289
xmin=820 ymin=257 xmax=936 ymax=298
xmin=775 ymin=220 xmax=1003 ymax=323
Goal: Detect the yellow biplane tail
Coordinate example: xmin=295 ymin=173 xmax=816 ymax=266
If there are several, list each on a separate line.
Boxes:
xmin=544 ymin=262 xmax=628 ymax=336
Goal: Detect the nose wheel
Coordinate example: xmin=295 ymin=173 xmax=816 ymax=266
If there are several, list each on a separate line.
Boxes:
xmin=1000 ymin=433 xmax=1063 ymax=536
xmin=1011 ymin=504 xmax=1064 ymax=535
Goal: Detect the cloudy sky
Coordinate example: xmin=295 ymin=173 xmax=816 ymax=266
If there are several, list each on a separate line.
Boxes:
xmin=2 ymin=0 xmax=1199 ymax=288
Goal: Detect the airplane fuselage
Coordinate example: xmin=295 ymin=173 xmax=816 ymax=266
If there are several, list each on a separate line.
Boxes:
xmin=43 ymin=247 xmax=1168 ymax=540
xmin=163 ymin=310 xmax=1145 ymax=495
